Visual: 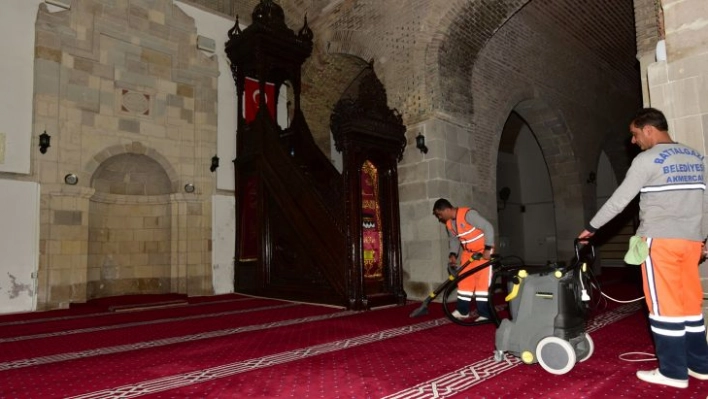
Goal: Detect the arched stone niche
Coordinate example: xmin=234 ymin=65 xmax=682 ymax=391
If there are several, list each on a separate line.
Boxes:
xmin=87 ymin=153 xmax=173 ymax=299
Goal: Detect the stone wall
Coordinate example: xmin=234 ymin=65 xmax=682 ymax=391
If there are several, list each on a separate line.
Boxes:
xmin=33 ymin=0 xmax=218 ymax=309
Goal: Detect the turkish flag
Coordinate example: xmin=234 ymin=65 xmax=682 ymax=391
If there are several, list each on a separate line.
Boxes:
xmin=244 ymin=77 xmax=276 ymax=123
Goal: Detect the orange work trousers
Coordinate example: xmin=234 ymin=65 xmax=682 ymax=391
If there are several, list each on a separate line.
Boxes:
xmin=641 ymin=237 xmax=703 ymax=317
xmin=457 ymin=249 xmax=492 ymax=301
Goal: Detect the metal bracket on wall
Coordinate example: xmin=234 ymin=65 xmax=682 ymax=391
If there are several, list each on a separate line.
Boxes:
xmin=45 ymin=0 xmax=71 ymax=9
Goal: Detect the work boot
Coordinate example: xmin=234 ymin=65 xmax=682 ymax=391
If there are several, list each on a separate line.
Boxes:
xmin=451 ymin=310 xmax=470 ymax=320
xmin=636 ymin=369 xmax=688 ymax=389
xmin=688 ymin=369 xmax=708 ymax=380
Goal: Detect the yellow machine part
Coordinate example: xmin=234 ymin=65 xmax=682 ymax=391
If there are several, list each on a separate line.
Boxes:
xmin=521 ymin=351 xmax=535 ymax=364
xmin=505 ymin=269 xmax=527 ymax=302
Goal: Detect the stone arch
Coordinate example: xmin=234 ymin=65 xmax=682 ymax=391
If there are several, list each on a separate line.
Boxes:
xmin=600 ymin=128 xmax=636 ymax=186
xmin=91 ymin=154 xmax=171 ymax=196
xmin=300 ymin=53 xmax=373 ymax=152
xmin=512 ymin=98 xmax=584 ymax=260
xmin=475 ymin=81 xmax=584 ymax=260
xmin=426 ymin=0 xmax=531 ymax=118
xmin=323 ymin=42 xmax=377 ymax=68
xmin=496 ymin=110 xmax=555 ymax=263
xmin=469 ymin=82 xmax=537 ymax=216
xmin=581 ymin=127 xmax=636 ymax=224
xmin=82 ymin=142 xmax=180 ymax=193
xmin=590 ymin=129 xmax=638 ymax=263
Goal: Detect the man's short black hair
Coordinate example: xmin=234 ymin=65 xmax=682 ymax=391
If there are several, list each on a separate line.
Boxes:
xmin=433 ymin=198 xmax=453 ymax=211
xmin=631 ymin=107 xmax=669 ymax=132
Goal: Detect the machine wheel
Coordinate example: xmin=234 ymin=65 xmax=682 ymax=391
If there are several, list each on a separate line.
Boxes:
xmin=576 ymin=333 xmax=595 ymax=363
xmin=536 ymin=336 xmax=577 ymax=375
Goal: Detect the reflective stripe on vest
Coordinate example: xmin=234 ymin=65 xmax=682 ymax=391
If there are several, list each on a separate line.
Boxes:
xmin=446 ymin=207 xmax=485 ymax=251
xmin=640 ymin=183 xmax=706 ymax=193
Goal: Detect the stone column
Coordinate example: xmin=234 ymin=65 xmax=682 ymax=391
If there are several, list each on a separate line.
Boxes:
xmin=649 ymin=0 xmax=708 ymax=304
xmin=649 ymin=1 xmax=708 ymax=153
xmin=398 ymin=117 xmax=490 ymax=300
xmin=634 ymin=0 xmax=663 ymax=106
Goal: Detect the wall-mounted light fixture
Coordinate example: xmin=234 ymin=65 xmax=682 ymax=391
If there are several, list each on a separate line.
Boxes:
xmin=184 ymin=183 xmax=195 ymax=193
xmin=39 ymin=131 xmax=51 ymax=154
xmin=210 ymin=155 xmax=220 ymax=172
xmin=64 ymin=173 xmax=78 ymax=185
xmin=415 ymin=132 xmax=428 ymax=154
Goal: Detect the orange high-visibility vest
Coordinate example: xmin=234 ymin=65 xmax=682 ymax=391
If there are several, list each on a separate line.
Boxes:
xmin=445 ymin=207 xmax=486 ymax=253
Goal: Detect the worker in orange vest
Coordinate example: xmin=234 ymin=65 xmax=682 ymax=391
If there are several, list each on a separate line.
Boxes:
xmin=433 ymin=198 xmax=495 ymax=322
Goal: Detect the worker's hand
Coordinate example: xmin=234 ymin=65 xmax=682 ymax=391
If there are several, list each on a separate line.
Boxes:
xmin=448 ymin=254 xmax=457 ymax=266
xmin=701 ymin=241 xmax=707 ymax=264
xmin=482 ymin=249 xmax=491 ymax=260
xmin=578 ymin=229 xmax=594 ymax=242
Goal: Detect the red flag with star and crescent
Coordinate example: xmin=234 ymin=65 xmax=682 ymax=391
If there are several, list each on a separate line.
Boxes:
xmin=244 ymin=77 xmax=276 ymax=123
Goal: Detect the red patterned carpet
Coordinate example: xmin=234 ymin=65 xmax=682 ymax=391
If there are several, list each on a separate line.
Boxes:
xmin=1 ymin=283 xmax=707 ymax=398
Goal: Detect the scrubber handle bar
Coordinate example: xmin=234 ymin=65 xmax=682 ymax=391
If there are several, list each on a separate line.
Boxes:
xmin=574 ymin=238 xmax=595 ymax=264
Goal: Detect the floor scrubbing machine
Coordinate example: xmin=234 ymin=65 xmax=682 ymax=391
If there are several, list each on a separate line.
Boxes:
xmin=493 ymin=240 xmax=596 ymax=375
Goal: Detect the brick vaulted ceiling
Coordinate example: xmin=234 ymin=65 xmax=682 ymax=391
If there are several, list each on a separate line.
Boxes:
xmin=183 ymin=0 xmax=640 ymax=144
xmin=439 ymin=0 xmax=638 ymax=118
xmin=531 ymin=0 xmax=638 ymax=83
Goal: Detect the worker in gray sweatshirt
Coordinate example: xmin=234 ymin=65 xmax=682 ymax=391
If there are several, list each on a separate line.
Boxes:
xmin=578 ymin=107 xmax=708 ymax=389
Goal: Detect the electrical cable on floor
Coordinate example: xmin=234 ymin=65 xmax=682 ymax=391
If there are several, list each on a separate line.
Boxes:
xmin=584 ymin=271 xmax=654 ymax=363
xmin=593 ymin=283 xmax=644 ymax=304
xmin=619 ymin=352 xmax=656 ymax=362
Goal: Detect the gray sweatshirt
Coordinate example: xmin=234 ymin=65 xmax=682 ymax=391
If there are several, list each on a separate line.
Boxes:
xmin=589 ymin=142 xmax=707 ymax=241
